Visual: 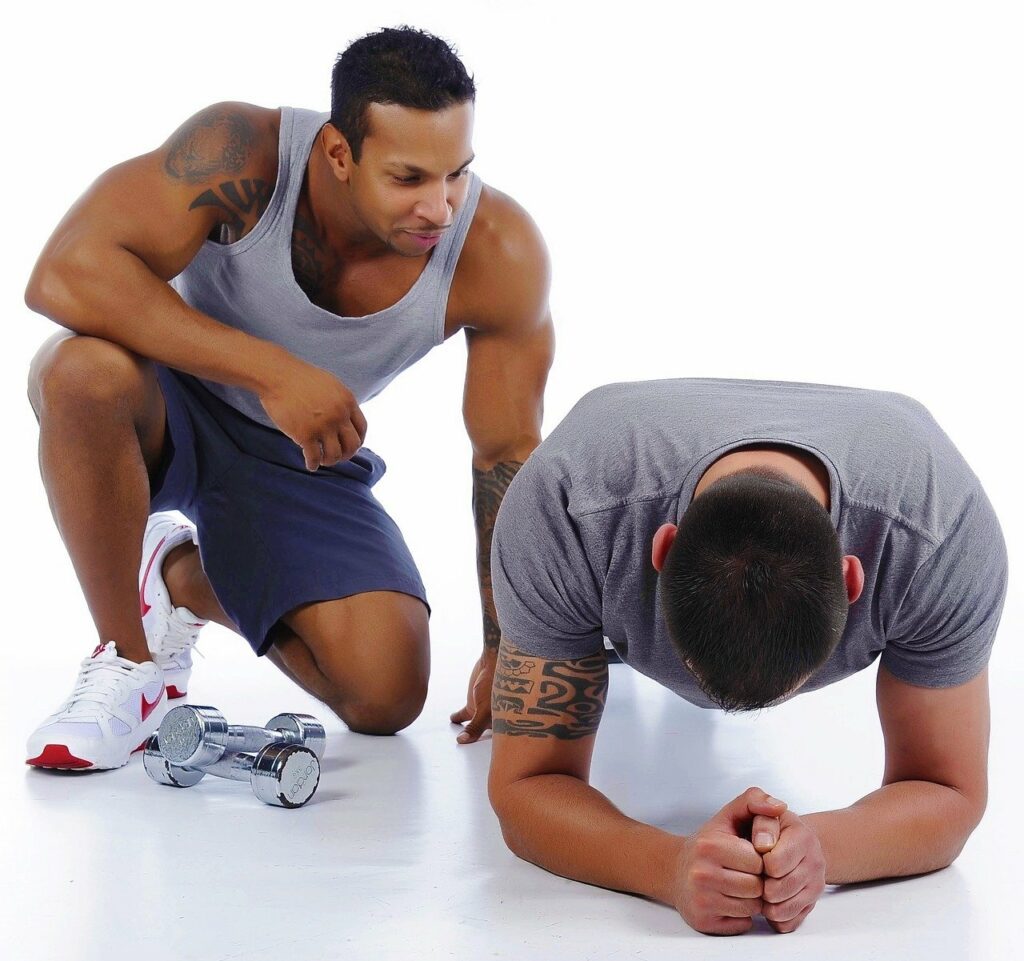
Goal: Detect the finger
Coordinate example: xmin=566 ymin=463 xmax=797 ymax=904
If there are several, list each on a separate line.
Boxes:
xmin=763 ymin=834 xmax=806 ymax=879
xmin=450 ymin=705 xmax=472 ymax=724
xmin=719 ymin=869 xmax=763 ymax=900
xmin=351 ymin=405 xmax=368 ymax=443
xmin=457 ymin=709 xmax=493 ymax=745
xmin=319 ymin=433 xmax=343 ymax=467
xmin=768 ymin=902 xmax=815 ymax=935
xmin=339 ymin=422 xmax=362 ymax=460
xmin=715 ymin=835 xmax=765 ymax=875
xmin=764 ymin=867 xmax=808 ymax=904
xmin=712 ymin=787 xmax=787 ymax=834
xmin=763 ymin=887 xmax=812 ymax=925
xmin=751 ymin=814 xmax=780 ymax=853
xmin=301 ymin=438 xmax=321 ymax=472
xmin=703 ymin=917 xmax=753 ymax=937
xmin=715 ymin=895 xmax=763 ymax=919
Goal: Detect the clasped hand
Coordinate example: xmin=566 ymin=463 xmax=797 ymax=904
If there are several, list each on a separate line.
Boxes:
xmin=673 ymin=787 xmax=826 ymax=935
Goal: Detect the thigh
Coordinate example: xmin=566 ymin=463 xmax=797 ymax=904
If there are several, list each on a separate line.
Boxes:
xmin=279 ymin=590 xmax=430 ymax=705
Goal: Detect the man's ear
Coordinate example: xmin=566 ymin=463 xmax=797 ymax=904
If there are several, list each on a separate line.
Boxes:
xmin=321 ymin=123 xmax=355 ymax=183
xmin=651 ymin=523 xmax=678 ymax=572
xmin=842 ymin=555 xmax=865 ymax=604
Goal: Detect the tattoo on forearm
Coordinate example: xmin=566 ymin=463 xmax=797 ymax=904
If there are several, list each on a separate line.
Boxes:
xmin=492 ymin=645 xmax=607 ymax=740
xmin=473 ymin=461 xmax=524 ymax=651
xmin=164 ymin=107 xmax=255 ymax=184
xmin=188 ymin=178 xmax=272 ymax=243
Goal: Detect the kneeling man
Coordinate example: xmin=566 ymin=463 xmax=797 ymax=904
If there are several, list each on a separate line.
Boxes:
xmin=486 ymin=378 xmax=1007 ymax=935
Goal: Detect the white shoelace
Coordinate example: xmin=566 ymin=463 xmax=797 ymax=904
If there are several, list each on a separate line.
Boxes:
xmin=156 ymin=614 xmax=205 ymax=660
xmin=59 ymin=649 xmax=144 ymax=718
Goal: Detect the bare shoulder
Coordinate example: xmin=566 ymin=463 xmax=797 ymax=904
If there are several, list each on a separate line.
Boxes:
xmin=454 ymin=183 xmax=551 ymax=332
xmin=161 ymin=101 xmax=280 ymax=187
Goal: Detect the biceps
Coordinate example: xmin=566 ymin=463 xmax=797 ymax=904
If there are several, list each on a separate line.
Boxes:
xmin=877 ymin=664 xmax=990 ymax=804
xmin=489 ymin=640 xmax=608 ymax=788
xmin=463 ymin=320 xmax=553 ymax=461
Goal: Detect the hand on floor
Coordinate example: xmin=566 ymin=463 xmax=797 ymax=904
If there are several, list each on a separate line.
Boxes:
xmin=450 ymin=647 xmax=497 ymax=744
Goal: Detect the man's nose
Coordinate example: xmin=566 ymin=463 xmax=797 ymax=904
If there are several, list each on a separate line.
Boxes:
xmin=414 ymin=181 xmax=453 ymax=228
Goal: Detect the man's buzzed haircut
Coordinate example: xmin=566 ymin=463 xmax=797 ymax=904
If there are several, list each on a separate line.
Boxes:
xmin=659 ymin=468 xmax=848 ymax=712
xmin=331 ymin=26 xmax=476 ymax=162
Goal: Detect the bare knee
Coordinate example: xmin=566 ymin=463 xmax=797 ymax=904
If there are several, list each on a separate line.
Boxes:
xmin=28 ymin=332 xmax=151 ymax=418
xmin=330 ymin=682 xmax=428 ymax=736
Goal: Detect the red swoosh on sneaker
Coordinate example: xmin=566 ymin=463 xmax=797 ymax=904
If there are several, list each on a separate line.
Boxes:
xmin=139 ymin=533 xmax=169 ymax=617
xmin=141 ymin=685 xmax=165 ymax=722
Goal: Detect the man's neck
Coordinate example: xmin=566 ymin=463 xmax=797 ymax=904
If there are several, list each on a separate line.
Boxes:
xmin=305 ymin=135 xmax=390 ymax=261
xmin=692 ymin=445 xmax=831 ymax=510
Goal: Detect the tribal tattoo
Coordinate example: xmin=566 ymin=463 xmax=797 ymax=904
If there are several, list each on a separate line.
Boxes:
xmin=492 ymin=642 xmax=608 ymax=740
xmin=188 ymin=178 xmax=273 ymax=244
xmin=473 ymin=461 xmax=523 ymax=650
xmin=291 ymin=210 xmax=337 ymax=306
xmin=164 ymin=106 xmax=256 ymax=184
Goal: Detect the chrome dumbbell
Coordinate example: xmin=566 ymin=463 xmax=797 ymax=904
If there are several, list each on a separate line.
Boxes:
xmin=157 ymin=705 xmax=326 ymax=768
xmin=144 ymin=734 xmax=321 ymax=808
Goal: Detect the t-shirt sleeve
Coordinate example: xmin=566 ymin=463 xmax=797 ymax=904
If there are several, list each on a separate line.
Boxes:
xmin=882 ymin=486 xmax=1008 ymax=687
xmin=491 ymin=456 xmax=605 ymax=658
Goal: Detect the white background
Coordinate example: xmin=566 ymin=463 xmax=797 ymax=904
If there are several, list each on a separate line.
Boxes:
xmin=1 ymin=2 xmax=1020 ymax=959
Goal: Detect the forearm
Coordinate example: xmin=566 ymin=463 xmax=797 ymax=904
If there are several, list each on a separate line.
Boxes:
xmin=26 ymin=243 xmax=287 ymax=392
xmin=493 ymin=773 xmax=683 ymax=903
xmin=472 ymin=459 xmax=526 ymax=650
xmin=803 ymin=780 xmax=984 ymax=884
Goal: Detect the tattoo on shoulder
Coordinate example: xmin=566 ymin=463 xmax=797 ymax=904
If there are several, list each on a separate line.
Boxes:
xmin=164 ymin=106 xmax=256 ymax=184
xmin=187 ymin=178 xmax=273 ymax=243
xmin=492 ymin=644 xmax=607 ymax=740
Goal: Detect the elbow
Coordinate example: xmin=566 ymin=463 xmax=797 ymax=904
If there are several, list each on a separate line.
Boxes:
xmin=25 ymin=257 xmax=78 ymax=323
xmin=933 ymin=793 xmax=987 ymax=871
xmin=24 ymin=264 xmax=56 ymax=316
xmin=488 ymin=778 xmax=526 ymax=857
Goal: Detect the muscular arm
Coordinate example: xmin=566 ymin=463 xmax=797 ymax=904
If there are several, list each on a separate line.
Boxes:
xmin=801 ymin=665 xmax=989 ymax=884
xmin=449 ymin=189 xmax=554 ymax=741
xmin=488 ymin=640 xmax=684 ymax=902
xmin=24 ymin=102 xmax=289 ymax=391
xmin=461 ymin=189 xmax=554 ymax=652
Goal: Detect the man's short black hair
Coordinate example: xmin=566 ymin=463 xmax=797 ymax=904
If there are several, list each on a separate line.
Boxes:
xmin=659 ymin=467 xmax=848 ymax=712
xmin=331 ymin=26 xmax=476 ymax=162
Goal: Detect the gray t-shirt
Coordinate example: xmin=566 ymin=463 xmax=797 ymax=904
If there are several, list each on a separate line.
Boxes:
xmin=492 ymin=379 xmax=1008 ymax=708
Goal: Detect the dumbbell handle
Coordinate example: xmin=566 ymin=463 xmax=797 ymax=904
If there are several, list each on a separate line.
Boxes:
xmin=218 ymin=724 xmax=304 ymax=757
xmin=202 ymin=749 xmax=267 ymax=782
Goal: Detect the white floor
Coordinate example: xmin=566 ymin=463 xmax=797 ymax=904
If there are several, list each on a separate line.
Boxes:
xmin=3 ymin=6 xmax=1021 ymax=958
xmin=3 ymin=597 xmax=1020 ymax=961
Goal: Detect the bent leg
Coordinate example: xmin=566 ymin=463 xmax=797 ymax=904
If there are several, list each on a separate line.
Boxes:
xmin=266 ymin=591 xmax=430 ymax=736
xmin=29 ymin=331 xmax=169 ymax=662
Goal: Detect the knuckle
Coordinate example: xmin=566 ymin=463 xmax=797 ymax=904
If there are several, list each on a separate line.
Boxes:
xmin=690 ymin=867 xmax=712 ymax=887
xmin=693 ymin=836 xmax=714 ymax=858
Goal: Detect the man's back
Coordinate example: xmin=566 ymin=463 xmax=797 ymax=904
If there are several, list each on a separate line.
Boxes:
xmin=492 ymin=378 xmax=1007 ymax=706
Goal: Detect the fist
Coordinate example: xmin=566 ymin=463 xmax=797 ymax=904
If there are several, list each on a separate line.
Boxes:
xmin=760 ymin=811 xmax=826 ymax=934
xmin=672 ymin=787 xmax=787 ymax=935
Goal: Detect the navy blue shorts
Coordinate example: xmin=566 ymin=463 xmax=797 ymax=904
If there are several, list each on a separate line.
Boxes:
xmin=150 ymin=368 xmax=429 ymax=656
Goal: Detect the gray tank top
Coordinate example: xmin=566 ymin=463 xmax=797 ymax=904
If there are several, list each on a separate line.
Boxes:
xmin=170 ymin=106 xmax=483 ymax=426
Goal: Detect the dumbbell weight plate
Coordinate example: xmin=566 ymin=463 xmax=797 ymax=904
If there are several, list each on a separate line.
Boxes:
xmin=142 ymin=733 xmax=205 ymax=787
xmin=250 ymin=743 xmax=321 ymax=808
xmin=159 ymin=705 xmax=229 ymax=767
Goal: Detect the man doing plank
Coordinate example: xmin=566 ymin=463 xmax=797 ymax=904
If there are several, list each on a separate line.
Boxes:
xmin=487 ymin=378 xmax=1006 ymax=934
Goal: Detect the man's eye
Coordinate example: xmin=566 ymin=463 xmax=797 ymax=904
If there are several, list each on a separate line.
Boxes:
xmin=394 ymin=176 xmax=419 ymax=185
xmin=449 ymin=169 xmax=470 ymax=180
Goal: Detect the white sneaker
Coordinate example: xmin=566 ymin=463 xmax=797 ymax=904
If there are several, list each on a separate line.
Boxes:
xmin=26 ymin=642 xmax=168 ymax=770
xmin=140 ymin=513 xmax=208 ymax=699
